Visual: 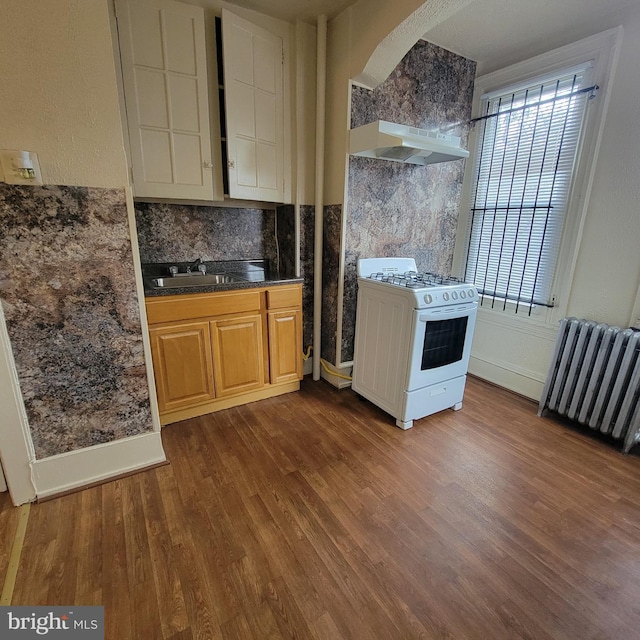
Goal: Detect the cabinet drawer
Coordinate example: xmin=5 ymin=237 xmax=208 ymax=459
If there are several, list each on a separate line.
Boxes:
xmin=266 ymin=285 xmax=301 ymax=310
xmin=146 ymin=290 xmax=262 ymax=325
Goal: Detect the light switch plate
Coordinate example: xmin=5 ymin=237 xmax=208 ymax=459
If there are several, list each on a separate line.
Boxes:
xmin=0 ymin=149 xmax=43 ymax=185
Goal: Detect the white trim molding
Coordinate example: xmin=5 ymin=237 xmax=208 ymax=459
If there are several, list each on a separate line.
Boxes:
xmin=0 ymin=306 xmax=37 ymax=505
xmin=469 ymin=355 xmax=546 ymax=401
xmin=31 ymin=431 xmax=166 ymax=500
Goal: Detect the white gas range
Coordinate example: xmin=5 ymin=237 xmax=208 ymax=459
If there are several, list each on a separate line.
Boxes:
xmin=352 ymin=257 xmax=478 ymax=429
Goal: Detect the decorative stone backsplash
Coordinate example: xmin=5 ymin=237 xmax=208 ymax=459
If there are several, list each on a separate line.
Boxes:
xmin=277 ymin=204 xmax=315 ymax=351
xmin=0 ymin=185 xmax=153 ymax=458
xmin=135 ymin=202 xmax=280 ymax=271
xmin=322 ymin=204 xmax=342 ymax=363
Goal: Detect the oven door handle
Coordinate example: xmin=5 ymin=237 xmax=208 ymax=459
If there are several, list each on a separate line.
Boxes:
xmin=418 ymin=304 xmax=476 ymax=321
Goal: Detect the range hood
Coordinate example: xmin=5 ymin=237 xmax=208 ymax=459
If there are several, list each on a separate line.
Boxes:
xmin=349 ymin=120 xmax=469 ymax=165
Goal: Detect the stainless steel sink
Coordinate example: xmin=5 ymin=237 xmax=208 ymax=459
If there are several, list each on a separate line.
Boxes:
xmin=149 ymin=273 xmax=245 ymax=288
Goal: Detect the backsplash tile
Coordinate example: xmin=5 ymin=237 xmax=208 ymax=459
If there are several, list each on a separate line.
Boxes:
xmin=276 ymin=204 xmax=315 ymax=351
xmin=322 ymin=204 xmax=342 ymax=363
xmin=300 ymin=205 xmax=315 ymax=352
xmin=0 ymin=184 xmax=153 ymax=458
xmin=134 ymin=202 xmax=279 ymax=270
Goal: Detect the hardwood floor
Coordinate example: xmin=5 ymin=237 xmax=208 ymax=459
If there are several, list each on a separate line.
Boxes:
xmin=7 ymin=376 xmax=640 ymax=639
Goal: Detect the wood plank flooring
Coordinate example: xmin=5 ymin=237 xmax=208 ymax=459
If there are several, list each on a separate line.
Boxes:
xmin=7 ymin=376 xmax=640 ymax=639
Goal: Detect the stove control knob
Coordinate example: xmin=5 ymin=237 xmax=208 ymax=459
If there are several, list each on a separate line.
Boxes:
xmin=452 ymin=291 xmax=458 ymax=300
xmin=443 ymin=292 xmax=450 ymax=301
xmin=460 ymin=290 xmax=467 ymax=299
xmin=467 ymin=289 xmax=475 ymax=298
xmin=424 ymin=294 xmax=433 ymax=305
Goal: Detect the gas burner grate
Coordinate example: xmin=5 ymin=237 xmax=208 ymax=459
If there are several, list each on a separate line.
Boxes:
xmin=367 ymin=270 xmax=464 ymax=288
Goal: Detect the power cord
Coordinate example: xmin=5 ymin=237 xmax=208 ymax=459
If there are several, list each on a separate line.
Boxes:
xmin=302 ymin=345 xmax=352 ymax=380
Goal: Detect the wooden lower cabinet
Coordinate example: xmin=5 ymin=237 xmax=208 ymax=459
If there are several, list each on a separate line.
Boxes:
xmin=211 ymin=314 xmax=264 ymax=396
xmin=149 ymin=321 xmax=214 ymax=412
xmin=146 ymin=284 xmax=302 ymax=425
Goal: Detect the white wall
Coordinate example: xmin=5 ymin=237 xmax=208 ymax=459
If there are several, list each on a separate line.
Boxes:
xmin=567 ymin=7 xmax=640 ymax=325
xmin=0 ymin=0 xmax=129 ymax=187
xmin=467 ymin=7 xmax=640 ymax=400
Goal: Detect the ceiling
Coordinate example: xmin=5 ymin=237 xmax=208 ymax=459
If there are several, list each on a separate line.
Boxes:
xmin=222 ymin=0 xmax=358 ymax=22
xmin=425 ymin=0 xmax=639 ymax=75
xmin=220 ymin=0 xmax=638 ymax=74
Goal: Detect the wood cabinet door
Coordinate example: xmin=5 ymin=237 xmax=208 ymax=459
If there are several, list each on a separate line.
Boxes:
xmin=149 ymin=321 xmax=214 ymax=412
xmin=116 ymin=0 xmax=215 ymax=199
xmin=221 ymin=8 xmax=284 ymax=203
xmin=268 ymin=309 xmax=303 ymax=384
xmin=211 ymin=314 xmax=265 ymax=396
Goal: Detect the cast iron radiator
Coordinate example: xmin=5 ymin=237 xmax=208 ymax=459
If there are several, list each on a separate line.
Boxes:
xmin=538 ymin=317 xmax=640 ymax=453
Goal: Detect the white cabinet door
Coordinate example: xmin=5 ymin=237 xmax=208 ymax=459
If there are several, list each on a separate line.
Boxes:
xmin=222 ymin=9 xmax=284 ymax=203
xmin=116 ymin=0 xmax=214 ymax=199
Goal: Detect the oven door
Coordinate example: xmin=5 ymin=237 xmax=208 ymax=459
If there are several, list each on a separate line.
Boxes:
xmin=405 ymin=302 xmax=477 ymax=391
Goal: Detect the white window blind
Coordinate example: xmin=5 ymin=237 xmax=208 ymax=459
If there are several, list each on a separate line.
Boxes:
xmin=464 ymin=65 xmax=595 ymax=313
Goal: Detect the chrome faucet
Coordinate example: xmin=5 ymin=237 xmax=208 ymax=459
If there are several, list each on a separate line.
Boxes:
xmin=187 ymin=258 xmax=206 ymax=274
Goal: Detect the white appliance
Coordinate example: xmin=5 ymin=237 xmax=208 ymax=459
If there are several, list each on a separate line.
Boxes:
xmin=352 ymin=257 xmax=478 ymax=429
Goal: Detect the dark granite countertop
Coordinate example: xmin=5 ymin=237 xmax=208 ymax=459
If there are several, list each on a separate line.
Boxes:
xmin=142 ymin=260 xmax=303 ymax=298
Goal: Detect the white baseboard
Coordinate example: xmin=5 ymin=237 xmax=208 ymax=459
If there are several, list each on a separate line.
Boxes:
xmin=469 ymin=355 xmax=545 ymax=401
xmin=32 ymin=431 xmax=166 ymax=500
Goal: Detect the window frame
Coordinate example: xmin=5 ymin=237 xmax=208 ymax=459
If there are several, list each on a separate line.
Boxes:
xmin=452 ymin=27 xmax=622 ymax=329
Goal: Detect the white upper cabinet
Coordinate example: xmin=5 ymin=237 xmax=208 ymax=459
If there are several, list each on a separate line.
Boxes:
xmin=116 ymin=0 xmax=215 ymax=199
xmin=221 ymin=9 xmax=285 ymax=203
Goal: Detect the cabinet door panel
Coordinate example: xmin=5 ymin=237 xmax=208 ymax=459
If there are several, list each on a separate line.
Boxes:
xmin=140 ymin=130 xmax=173 ymax=183
xmin=150 ymin=321 xmax=214 ymax=412
xmin=129 ymin=5 xmax=163 ymax=69
xmin=116 ymin=0 xmax=214 ymax=199
xmin=257 ymin=144 xmax=277 ymax=190
xmin=268 ymin=310 xmax=302 ymax=384
xmin=211 ymin=315 xmax=265 ymax=396
xmin=235 ymin=84 xmax=256 ymax=138
xmin=236 ymin=138 xmax=257 ymax=188
xmin=256 ymin=93 xmax=276 ymax=144
xmin=222 ymin=8 xmax=283 ymax=202
xmin=254 ymin=37 xmax=278 ymax=93
xmin=164 ymin=11 xmax=197 ymax=75
xmin=173 ymin=134 xmax=203 ymax=185
xmin=168 ymin=75 xmax=200 ymax=131
xmin=135 ymin=69 xmax=169 ymax=127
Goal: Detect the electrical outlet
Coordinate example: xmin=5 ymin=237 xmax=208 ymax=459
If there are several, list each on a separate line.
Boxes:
xmin=0 ymin=150 xmax=43 ymax=185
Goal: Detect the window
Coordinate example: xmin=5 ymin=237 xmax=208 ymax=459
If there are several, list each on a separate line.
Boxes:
xmin=463 ymin=64 xmax=595 ymax=313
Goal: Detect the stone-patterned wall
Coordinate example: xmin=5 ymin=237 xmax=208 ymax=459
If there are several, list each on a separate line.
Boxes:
xmin=321 ymin=204 xmax=342 ymax=363
xmin=300 ymin=205 xmax=315 ymax=352
xmin=0 ymin=185 xmax=153 ymax=459
xmin=274 ymin=203 xmax=315 ymax=350
xmin=276 ymin=205 xmax=296 ymax=279
xmin=135 ymin=202 xmax=281 ymax=272
xmin=339 ymin=40 xmax=476 ymax=363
